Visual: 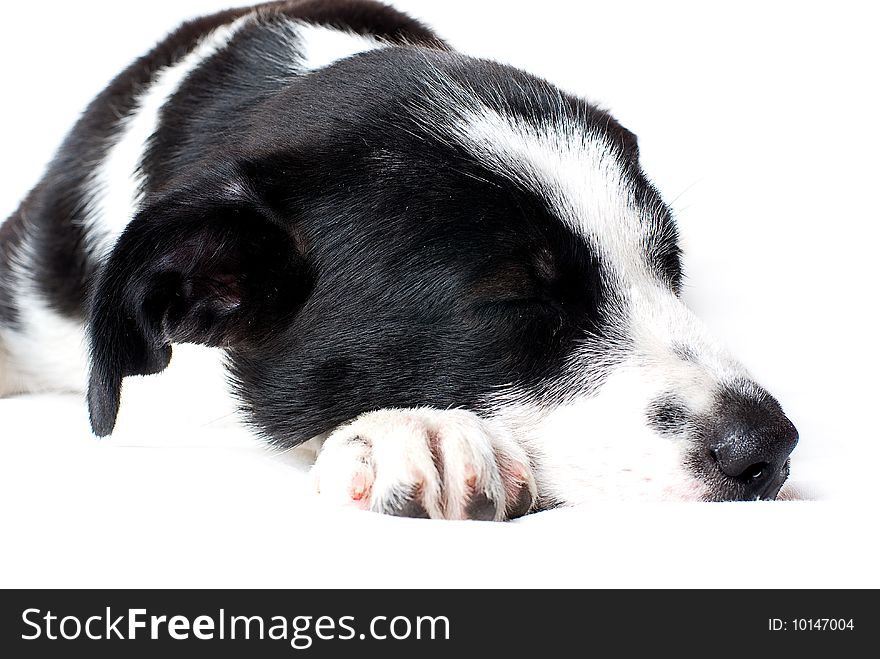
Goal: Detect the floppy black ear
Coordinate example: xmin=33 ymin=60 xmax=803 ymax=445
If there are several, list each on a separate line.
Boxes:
xmin=87 ymin=176 xmax=308 ymax=436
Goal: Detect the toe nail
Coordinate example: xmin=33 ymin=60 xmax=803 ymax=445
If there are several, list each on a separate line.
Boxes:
xmin=386 ymin=498 xmax=431 ymax=519
xmin=506 ymin=482 xmax=534 ymax=519
xmin=465 ymin=491 xmax=498 ymax=521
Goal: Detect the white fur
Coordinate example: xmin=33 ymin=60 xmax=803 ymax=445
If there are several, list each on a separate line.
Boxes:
xmin=0 ymin=232 xmax=87 ymax=395
xmin=488 ymin=372 xmax=704 ymax=504
xmin=312 ymin=408 xmax=535 ymax=520
xmin=406 ymin=63 xmax=657 ymax=284
xmin=293 ymin=22 xmax=385 ymax=71
xmin=461 ymin=110 xmax=643 ymax=274
xmin=0 ymin=339 xmax=13 ymax=393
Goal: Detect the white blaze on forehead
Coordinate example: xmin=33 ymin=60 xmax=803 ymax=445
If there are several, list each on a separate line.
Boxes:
xmin=451 ymin=105 xmax=658 ymax=285
xmin=450 ymin=100 xmax=753 ymax=374
xmin=451 ymin=101 xmax=751 ymax=375
xmin=624 ymin=285 xmax=752 ymax=392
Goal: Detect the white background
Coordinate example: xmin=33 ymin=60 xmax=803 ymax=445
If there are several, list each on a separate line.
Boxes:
xmin=1 ymin=1 xmax=878 ymax=588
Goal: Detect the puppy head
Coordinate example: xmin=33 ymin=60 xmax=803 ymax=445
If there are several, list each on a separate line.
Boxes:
xmin=88 ymin=49 xmax=797 ymax=501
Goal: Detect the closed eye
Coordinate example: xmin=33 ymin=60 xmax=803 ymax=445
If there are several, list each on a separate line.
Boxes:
xmin=472 ymin=297 xmax=568 ymax=327
xmin=477 ymin=297 xmax=557 ymax=311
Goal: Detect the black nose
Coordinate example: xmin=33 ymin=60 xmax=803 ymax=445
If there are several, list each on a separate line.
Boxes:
xmin=708 ymin=398 xmax=798 ymax=500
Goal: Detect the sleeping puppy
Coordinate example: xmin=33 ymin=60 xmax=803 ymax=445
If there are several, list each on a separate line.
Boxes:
xmin=0 ymin=0 xmax=798 ymax=519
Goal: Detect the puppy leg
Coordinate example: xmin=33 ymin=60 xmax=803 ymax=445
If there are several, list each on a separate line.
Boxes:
xmin=311 ymin=408 xmax=536 ymax=521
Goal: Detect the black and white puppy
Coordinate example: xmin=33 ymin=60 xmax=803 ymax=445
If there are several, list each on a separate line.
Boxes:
xmin=0 ymin=0 xmax=798 ymax=519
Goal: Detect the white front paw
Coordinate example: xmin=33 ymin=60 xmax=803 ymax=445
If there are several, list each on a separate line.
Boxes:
xmin=311 ymin=408 xmax=535 ymax=521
